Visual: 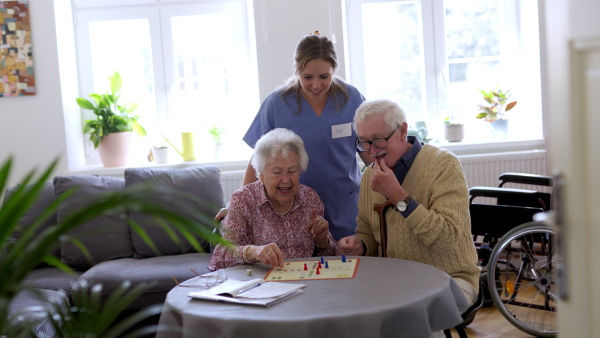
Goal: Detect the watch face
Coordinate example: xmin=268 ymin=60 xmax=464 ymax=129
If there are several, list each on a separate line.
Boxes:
xmin=396 ymin=200 xmax=407 ymax=212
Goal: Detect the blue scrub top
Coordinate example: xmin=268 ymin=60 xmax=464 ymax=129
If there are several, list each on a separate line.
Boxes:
xmin=243 ymin=82 xmax=365 ymax=240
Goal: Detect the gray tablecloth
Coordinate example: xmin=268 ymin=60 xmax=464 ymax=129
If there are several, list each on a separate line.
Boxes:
xmin=156 ymin=256 xmax=467 ymax=338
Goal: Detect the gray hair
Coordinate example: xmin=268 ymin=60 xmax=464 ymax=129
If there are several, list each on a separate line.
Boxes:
xmin=353 ymin=99 xmax=407 ymax=132
xmin=251 ymin=128 xmax=309 ymax=177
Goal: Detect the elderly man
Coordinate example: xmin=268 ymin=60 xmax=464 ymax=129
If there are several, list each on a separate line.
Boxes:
xmin=339 ymin=99 xmax=480 ymax=311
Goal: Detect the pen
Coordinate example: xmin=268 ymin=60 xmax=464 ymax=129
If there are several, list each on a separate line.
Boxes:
xmin=238 ymin=283 xmax=262 ymax=294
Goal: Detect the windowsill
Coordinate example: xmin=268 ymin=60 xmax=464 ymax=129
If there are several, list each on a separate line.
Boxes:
xmin=66 ymin=159 xmax=249 ymax=177
xmin=431 ymin=137 xmax=546 ymax=156
xmin=66 ymin=138 xmax=545 ymax=177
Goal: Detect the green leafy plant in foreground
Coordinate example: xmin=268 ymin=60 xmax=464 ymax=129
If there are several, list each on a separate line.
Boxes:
xmin=77 ymin=71 xmax=146 ymax=148
xmin=0 ymin=157 xmax=225 ymax=337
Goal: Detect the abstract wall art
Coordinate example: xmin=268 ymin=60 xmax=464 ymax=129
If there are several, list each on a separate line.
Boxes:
xmin=0 ymin=0 xmax=35 ymax=97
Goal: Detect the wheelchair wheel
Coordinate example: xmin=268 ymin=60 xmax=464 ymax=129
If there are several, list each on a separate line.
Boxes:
xmin=487 ymin=222 xmax=558 ymax=337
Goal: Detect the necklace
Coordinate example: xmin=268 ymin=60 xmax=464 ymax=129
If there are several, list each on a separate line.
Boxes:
xmin=282 ymin=196 xmax=295 ymax=215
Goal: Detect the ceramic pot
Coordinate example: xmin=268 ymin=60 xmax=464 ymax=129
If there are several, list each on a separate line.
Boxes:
xmin=444 ymin=124 xmax=464 ymax=142
xmin=97 ymin=131 xmax=133 ymax=167
xmin=152 ymin=146 xmax=169 ymax=163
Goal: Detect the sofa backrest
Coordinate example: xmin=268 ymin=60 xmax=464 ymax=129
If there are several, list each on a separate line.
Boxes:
xmin=125 ymin=166 xmax=224 ymax=258
xmin=53 ymin=175 xmax=133 ymax=270
xmin=3 ymin=165 xmax=225 ymax=270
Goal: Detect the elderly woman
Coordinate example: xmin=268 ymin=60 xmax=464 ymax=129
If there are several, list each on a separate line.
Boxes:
xmin=208 ymin=128 xmax=338 ymax=271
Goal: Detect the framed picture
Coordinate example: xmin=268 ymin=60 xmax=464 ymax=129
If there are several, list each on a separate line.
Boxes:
xmin=1 ymin=0 xmax=35 ymax=97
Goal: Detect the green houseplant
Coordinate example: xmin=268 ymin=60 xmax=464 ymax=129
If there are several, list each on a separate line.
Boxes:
xmin=475 ymin=89 xmax=517 ymax=122
xmin=207 ymin=125 xmax=225 ymax=146
xmin=77 ymin=72 xmax=146 ymax=167
xmin=208 ymin=125 xmax=225 ymax=159
xmin=77 ymin=72 xmax=146 ymax=149
xmin=0 ymin=157 xmax=223 ymax=337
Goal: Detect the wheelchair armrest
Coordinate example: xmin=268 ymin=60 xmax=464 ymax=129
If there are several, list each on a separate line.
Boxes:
xmin=498 ymin=172 xmax=553 ymax=187
xmin=469 ymin=186 xmax=548 ymax=210
xmin=469 ymin=186 xmax=540 ymax=199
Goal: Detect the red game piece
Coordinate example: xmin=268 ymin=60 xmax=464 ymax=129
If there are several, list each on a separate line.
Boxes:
xmin=316 ymin=268 xmax=320 ymax=275
xmin=317 ymin=262 xmax=322 ymax=269
xmin=304 ymin=263 xmax=308 ymax=270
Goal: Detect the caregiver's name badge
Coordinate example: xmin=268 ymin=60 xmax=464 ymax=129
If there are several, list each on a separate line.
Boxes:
xmin=332 ymin=123 xmax=352 ymax=139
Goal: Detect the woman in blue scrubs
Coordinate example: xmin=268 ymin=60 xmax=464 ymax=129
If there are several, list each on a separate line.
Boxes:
xmin=242 ymin=33 xmax=372 ymax=240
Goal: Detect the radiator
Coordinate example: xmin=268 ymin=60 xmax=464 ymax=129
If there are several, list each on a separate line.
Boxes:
xmin=220 ymin=170 xmax=245 ymax=204
xmin=459 ymin=150 xmax=549 ymax=191
xmin=219 ymin=150 xmax=549 ymax=204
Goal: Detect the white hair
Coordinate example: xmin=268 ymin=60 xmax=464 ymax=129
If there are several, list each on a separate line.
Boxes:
xmin=353 ymin=99 xmax=407 ymax=132
xmin=251 ymin=128 xmax=309 ymax=177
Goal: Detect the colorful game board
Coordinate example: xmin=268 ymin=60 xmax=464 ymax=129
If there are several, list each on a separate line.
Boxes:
xmin=265 ymin=256 xmax=359 ymax=281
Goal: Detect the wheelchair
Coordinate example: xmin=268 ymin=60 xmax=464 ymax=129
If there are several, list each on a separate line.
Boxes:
xmin=469 ymin=172 xmax=557 ymax=338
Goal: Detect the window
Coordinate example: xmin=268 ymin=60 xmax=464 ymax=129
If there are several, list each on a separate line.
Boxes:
xmin=73 ymin=0 xmax=258 ymax=164
xmin=344 ymin=0 xmax=543 ymax=143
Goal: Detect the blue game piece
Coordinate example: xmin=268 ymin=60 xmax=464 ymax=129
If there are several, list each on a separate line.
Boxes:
xmin=341 ymin=254 xmax=346 ymax=262
xmin=325 ymin=261 xmax=329 ymax=268
xmin=320 ymin=256 xmax=325 ymax=264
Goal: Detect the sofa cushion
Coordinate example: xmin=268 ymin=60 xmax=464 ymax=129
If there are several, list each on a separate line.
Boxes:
xmin=75 ymin=252 xmax=213 ymax=309
xmin=53 ymin=175 xmax=134 ymax=270
xmin=8 ymin=289 xmax=69 ymax=337
xmin=2 ymin=182 xmax=60 ymax=263
xmin=24 ymin=267 xmax=82 ymax=296
xmin=125 ymin=166 xmax=223 ymax=258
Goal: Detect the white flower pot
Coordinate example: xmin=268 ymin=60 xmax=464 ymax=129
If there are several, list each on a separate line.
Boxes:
xmin=97 ymin=131 xmax=133 ymax=167
xmin=152 ymin=146 xmax=169 ymax=163
xmin=444 ymin=124 xmax=464 ymax=142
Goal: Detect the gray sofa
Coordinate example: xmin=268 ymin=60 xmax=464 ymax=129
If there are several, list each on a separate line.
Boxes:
xmin=4 ymin=165 xmax=225 ymax=334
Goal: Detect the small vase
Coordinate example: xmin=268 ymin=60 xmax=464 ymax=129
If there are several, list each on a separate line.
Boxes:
xmin=444 ymin=124 xmax=464 ymax=142
xmin=97 ymin=131 xmax=133 ymax=167
xmin=214 ymin=144 xmax=223 ymax=159
xmin=490 ymin=119 xmax=509 ymax=139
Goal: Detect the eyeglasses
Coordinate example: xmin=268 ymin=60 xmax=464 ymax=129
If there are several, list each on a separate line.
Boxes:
xmin=355 ymin=127 xmax=399 ymax=152
xmin=172 ymin=269 xmax=227 ymax=288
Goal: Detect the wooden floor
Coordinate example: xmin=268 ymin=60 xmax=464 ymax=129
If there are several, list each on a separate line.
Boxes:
xmin=445 ymin=304 xmax=538 ymax=338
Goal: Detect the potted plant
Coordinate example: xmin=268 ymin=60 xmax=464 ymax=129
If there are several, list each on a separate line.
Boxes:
xmin=475 ymin=89 xmax=517 ymax=139
xmin=77 ymin=71 xmax=147 ymax=167
xmin=208 ymin=125 xmax=225 ymax=159
xmin=0 ymin=156 xmax=223 ymax=336
xmin=444 ymin=115 xmax=464 ymax=142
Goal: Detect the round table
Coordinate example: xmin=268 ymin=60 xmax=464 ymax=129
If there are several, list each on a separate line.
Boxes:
xmin=156 ymin=256 xmax=467 ymax=338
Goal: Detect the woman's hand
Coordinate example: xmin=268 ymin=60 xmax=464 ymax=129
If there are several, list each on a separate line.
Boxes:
xmin=246 ymin=243 xmax=284 ymax=267
xmin=306 ymin=210 xmax=330 ymax=248
xmin=214 ymin=207 xmax=228 ymax=222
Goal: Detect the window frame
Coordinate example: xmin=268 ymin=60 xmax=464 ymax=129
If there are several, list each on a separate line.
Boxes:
xmin=72 ymin=0 xmax=258 ymax=165
xmin=343 ymin=0 xmax=544 ymax=144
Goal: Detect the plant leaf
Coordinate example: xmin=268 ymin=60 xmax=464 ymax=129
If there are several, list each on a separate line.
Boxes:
xmin=505 ymin=101 xmax=517 ymax=112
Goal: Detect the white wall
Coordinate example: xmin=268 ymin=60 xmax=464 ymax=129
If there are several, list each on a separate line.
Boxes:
xmin=253 ymin=0 xmax=346 ymax=101
xmin=0 ymin=0 xmax=68 ymax=187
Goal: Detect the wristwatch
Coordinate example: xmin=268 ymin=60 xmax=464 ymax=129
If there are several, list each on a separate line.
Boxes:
xmin=396 ymin=196 xmax=412 ymax=212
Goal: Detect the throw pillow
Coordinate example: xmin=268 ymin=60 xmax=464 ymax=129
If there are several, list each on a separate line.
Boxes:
xmin=2 ymin=182 xmax=60 ymax=264
xmin=124 ymin=166 xmax=224 ymax=258
xmin=53 ymin=175 xmax=134 ymax=270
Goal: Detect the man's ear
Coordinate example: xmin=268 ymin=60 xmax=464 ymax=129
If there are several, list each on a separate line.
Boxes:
xmin=400 ymin=122 xmax=409 ymax=138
